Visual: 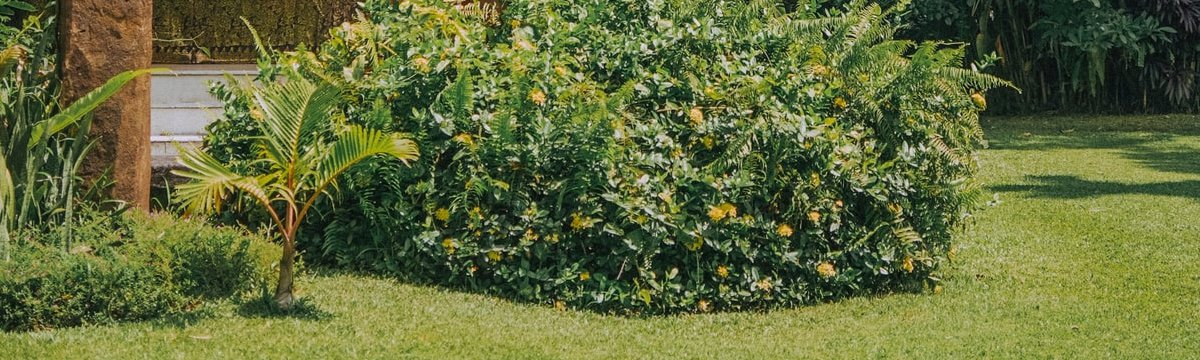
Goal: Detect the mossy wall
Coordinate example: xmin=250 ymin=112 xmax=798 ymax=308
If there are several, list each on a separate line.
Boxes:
xmin=152 ymin=0 xmax=358 ymax=63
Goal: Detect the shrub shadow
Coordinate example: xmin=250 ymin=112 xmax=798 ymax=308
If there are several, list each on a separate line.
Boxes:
xmin=991 ymin=175 xmax=1200 ymax=200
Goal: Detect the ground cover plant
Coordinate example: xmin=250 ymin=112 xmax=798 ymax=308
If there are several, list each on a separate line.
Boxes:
xmin=203 ymin=0 xmax=1010 ymax=314
xmin=0 ymin=213 xmax=279 ymax=331
xmin=4 ymin=115 xmax=1199 ymax=357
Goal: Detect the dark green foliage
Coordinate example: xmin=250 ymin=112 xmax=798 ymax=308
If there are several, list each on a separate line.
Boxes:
xmin=0 ymin=213 xmax=279 ymax=331
xmin=206 ymin=0 xmax=1006 ymax=314
xmin=0 ymin=243 xmax=185 ymax=331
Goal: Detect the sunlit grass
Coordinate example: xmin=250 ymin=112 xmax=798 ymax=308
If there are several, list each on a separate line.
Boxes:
xmin=4 ymin=115 xmax=1199 ymax=359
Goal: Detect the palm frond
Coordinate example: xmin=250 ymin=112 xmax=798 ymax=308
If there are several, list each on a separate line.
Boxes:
xmin=253 ymin=78 xmax=341 ymax=167
xmin=173 ymin=146 xmax=272 ymax=216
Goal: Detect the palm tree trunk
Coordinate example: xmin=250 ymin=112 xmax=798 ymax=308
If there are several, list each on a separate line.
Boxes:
xmin=274 ymin=207 xmax=298 ymax=309
xmin=274 ymin=236 xmax=297 ymax=309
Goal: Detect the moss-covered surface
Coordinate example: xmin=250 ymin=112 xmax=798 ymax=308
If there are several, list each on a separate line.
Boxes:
xmin=152 ymin=0 xmax=358 ymax=63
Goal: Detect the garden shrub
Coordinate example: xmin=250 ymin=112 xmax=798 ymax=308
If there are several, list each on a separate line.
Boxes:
xmin=206 ymin=0 xmax=1008 ymax=314
xmin=0 ymin=213 xmax=279 ymax=331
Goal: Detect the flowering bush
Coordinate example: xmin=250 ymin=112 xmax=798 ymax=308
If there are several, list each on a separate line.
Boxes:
xmin=205 ymin=0 xmax=1008 ymax=314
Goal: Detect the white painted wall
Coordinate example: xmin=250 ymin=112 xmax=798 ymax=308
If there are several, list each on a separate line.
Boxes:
xmin=150 ymin=64 xmax=257 ymax=167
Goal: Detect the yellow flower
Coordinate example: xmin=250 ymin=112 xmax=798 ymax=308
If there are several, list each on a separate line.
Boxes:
xmin=554 ymin=300 xmax=567 ymax=311
xmin=809 ymin=172 xmax=821 ymax=187
xmin=509 ymin=19 xmax=521 ymax=29
xmin=697 ymin=299 xmax=711 ymax=313
xmin=579 ymin=271 xmax=591 ymax=281
xmin=720 ymin=203 xmax=738 ymax=218
xmin=808 ymin=210 xmax=821 ymax=223
xmin=708 ymin=206 xmax=727 ymax=222
xmin=469 ymin=265 xmax=478 ymax=274
xmin=523 ymin=228 xmax=540 ymax=242
xmin=530 ymin=88 xmax=547 ymax=105
xmin=716 ymin=265 xmax=729 ymax=278
xmin=817 ymin=262 xmax=837 ymax=278
xmin=435 ymin=208 xmax=451 ymax=222
xmin=934 ymin=285 xmax=944 ymax=295
xmin=687 ymin=236 xmax=703 ymax=251
xmin=555 ymin=66 xmax=568 ymax=77
xmin=688 ymin=107 xmax=704 ymax=127
xmin=835 ymin=200 xmax=844 ymax=209
xmin=776 ymin=224 xmax=794 ymax=237
xmin=971 ymin=92 xmax=987 ymax=110
xmin=701 ymin=136 xmax=715 ymax=149
xmin=833 ymin=97 xmax=848 ymax=110
xmin=756 ymin=278 xmax=773 ymax=293
xmin=453 ymin=133 xmax=475 ymax=147
xmin=707 ymin=203 xmax=737 ymax=222
xmin=487 ymin=250 xmax=502 ymax=262
xmin=441 ymin=238 xmax=457 ymax=255
xmin=570 ymin=212 xmax=595 ymax=231
xmin=902 ymin=256 xmax=915 ymax=273
xmin=412 ymin=56 xmax=431 ymax=73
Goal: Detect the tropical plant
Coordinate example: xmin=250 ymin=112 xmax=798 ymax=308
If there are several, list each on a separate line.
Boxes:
xmin=204 ymin=0 xmax=1008 ymax=314
xmin=173 ymin=76 xmax=418 ymax=309
xmin=0 ymin=2 xmax=158 ymax=261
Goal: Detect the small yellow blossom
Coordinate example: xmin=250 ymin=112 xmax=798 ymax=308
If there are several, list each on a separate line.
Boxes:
xmin=435 ymin=208 xmax=451 ymax=222
xmin=687 ymin=236 xmax=703 ymax=251
xmin=523 ymin=228 xmax=540 ymax=242
xmin=487 ymin=250 xmax=503 ymax=262
xmin=555 ymin=66 xmax=568 ymax=77
xmin=546 ymin=233 xmax=561 ymax=244
xmin=902 ymin=256 xmax=915 ymax=273
xmin=453 ymin=133 xmax=475 ymax=147
xmin=509 ymin=19 xmax=521 ymax=29
xmin=441 ymin=238 xmax=457 ymax=255
xmin=554 ymin=300 xmax=567 ymax=311
xmin=708 ymin=203 xmax=737 ymax=222
xmin=570 ymin=212 xmax=595 ymax=231
xmin=835 ymin=200 xmax=844 ymax=209
xmin=469 ymin=265 xmax=478 ymax=274
xmin=833 ymin=97 xmax=848 ymax=110
xmin=756 ymin=278 xmax=773 ymax=293
xmin=817 ymin=262 xmax=837 ymax=278
xmin=701 ymin=136 xmax=715 ymax=149
xmin=716 ymin=265 xmax=730 ymax=278
xmin=530 ymin=88 xmax=547 ymax=105
xmin=777 ymin=224 xmax=794 ymax=237
xmin=688 ymin=107 xmax=704 ymax=127
xmin=971 ymin=92 xmax=987 ymax=110
xmin=412 ymin=56 xmax=431 ymax=73
xmin=579 ymin=272 xmax=591 ymax=281
xmin=697 ymin=299 xmax=711 ymax=313
xmin=808 ymin=210 xmax=822 ymax=223
xmin=934 ymin=285 xmax=944 ymax=295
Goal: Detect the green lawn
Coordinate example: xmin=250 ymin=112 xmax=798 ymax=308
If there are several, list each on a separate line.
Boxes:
xmin=4 ymin=115 xmax=1200 ymax=359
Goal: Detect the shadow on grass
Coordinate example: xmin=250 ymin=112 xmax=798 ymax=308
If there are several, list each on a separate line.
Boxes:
xmin=233 ymin=293 xmax=334 ymax=321
xmin=991 ymin=175 xmax=1200 ymax=200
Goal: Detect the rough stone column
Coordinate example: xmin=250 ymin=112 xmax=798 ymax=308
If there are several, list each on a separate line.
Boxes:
xmin=59 ymin=0 xmax=154 ymax=210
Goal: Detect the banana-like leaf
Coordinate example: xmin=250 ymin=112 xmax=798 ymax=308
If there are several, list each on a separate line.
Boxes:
xmin=28 ymin=68 xmax=164 ymax=150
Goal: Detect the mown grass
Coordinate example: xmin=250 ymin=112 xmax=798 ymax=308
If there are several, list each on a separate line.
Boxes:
xmin=4 ymin=115 xmax=1200 ymax=359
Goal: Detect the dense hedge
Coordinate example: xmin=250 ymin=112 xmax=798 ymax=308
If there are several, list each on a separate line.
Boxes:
xmin=206 ymin=0 xmax=1006 ymax=314
xmin=0 ymin=214 xmax=279 ymax=331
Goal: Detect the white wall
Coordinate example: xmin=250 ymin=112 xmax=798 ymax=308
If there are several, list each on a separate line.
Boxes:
xmin=150 ymin=64 xmax=257 ymax=167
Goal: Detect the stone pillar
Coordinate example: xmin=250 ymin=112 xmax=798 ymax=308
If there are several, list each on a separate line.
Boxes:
xmin=59 ymin=0 xmax=154 ymax=210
